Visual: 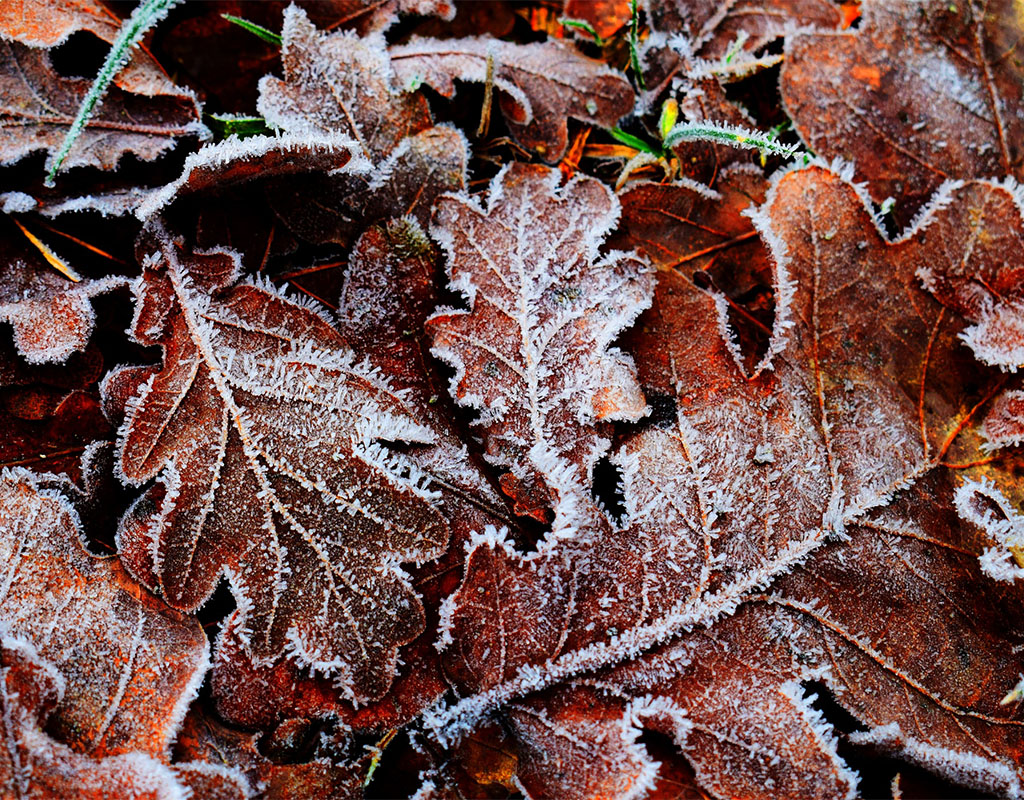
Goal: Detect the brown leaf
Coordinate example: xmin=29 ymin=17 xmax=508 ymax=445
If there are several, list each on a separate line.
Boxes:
xmin=983 ymin=389 xmax=1024 ymax=450
xmin=0 ymin=468 xmax=208 ymax=759
xmin=257 ymin=5 xmax=433 ymax=162
xmin=0 ymin=6 xmax=203 ymax=174
xmin=781 ymin=0 xmax=1024 ymax=224
xmin=911 ymin=180 xmax=1024 ymax=371
xmin=390 ymin=36 xmax=634 ymax=162
xmin=0 ymin=634 xmax=193 ymax=800
xmin=649 ymin=0 xmax=842 ymax=60
xmin=424 ymin=164 xmax=1024 ymax=797
xmin=0 ymin=220 xmax=124 ymax=363
xmin=112 ymin=226 xmax=448 ymax=703
xmin=173 ymin=708 xmax=362 ymax=800
xmin=427 ymin=164 xmax=653 ymax=520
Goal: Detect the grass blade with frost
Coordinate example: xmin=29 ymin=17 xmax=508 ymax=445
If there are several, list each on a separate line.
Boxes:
xmin=45 ymin=0 xmax=183 ymax=186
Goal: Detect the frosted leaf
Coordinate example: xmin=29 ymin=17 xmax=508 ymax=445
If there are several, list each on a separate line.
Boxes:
xmin=0 ymin=253 xmax=123 ymax=363
xmin=596 ymin=608 xmax=859 ymax=800
xmin=0 ymin=32 xmax=202 ymax=172
xmin=113 ymin=228 xmax=448 ymax=703
xmin=770 ymin=475 xmax=1024 ymax=794
xmin=781 ymin=0 xmax=1024 ymax=225
xmin=0 ymin=0 xmax=194 ymax=95
xmin=649 ymin=0 xmax=842 ymax=61
xmin=136 ymin=131 xmax=368 ymax=222
xmin=267 ymin=125 xmax=468 ymax=248
xmin=506 ymin=685 xmax=659 ymax=800
xmin=954 ymin=476 xmax=1024 ymax=582
xmin=424 ymin=164 xmax=1023 ymax=799
xmin=173 ymin=708 xmax=362 ymax=799
xmin=428 ymin=164 xmax=653 ymax=520
xmin=257 ymin=5 xmax=432 ymax=162
xmin=437 ymin=528 xmax=574 ymax=693
xmin=390 ymin=36 xmax=634 ymax=162
xmin=906 ymin=181 xmax=1024 ymax=371
xmin=983 ymin=390 xmax=1024 ymax=450
xmin=0 ymin=469 xmax=208 ymax=760
xmin=0 ymin=633 xmax=191 ymax=800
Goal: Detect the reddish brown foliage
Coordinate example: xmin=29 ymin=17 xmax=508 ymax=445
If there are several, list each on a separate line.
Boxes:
xmin=1 ymin=2 xmax=1023 ymax=799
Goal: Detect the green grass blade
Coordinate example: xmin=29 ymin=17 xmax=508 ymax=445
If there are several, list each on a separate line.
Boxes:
xmin=45 ymin=0 xmax=183 ymax=186
xmin=610 ymin=127 xmax=661 ymax=156
xmin=221 ymin=14 xmax=282 ymax=46
xmin=558 ymin=18 xmax=604 ymax=47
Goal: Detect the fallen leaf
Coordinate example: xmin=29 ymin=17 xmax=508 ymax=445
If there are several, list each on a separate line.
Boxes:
xmin=0 ymin=468 xmax=208 ymax=759
xmin=781 ymin=0 xmax=1024 ymax=224
xmin=390 ymin=36 xmax=634 ymax=161
xmin=427 ymin=164 xmax=653 ymax=521
xmin=0 ymin=3 xmax=204 ymax=174
xmin=113 ymin=226 xmax=448 ymax=703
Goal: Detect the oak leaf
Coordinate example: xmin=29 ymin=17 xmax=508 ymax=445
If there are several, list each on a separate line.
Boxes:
xmin=427 ymin=164 xmax=653 ymax=522
xmin=0 ymin=468 xmax=208 ymax=760
xmin=421 ymin=164 xmax=1024 ymax=798
xmin=112 ymin=225 xmax=449 ymax=703
xmin=389 ymin=36 xmax=635 ymax=162
xmin=781 ymin=0 xmax=1024 ymax=224
xmin=0 ymin=633 xmax=191 ymax=800
xmin=0 ymin=2 xmax=204 ymax=174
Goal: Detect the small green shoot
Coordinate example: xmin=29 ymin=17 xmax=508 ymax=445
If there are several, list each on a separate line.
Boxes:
xmin=627 ymin=0 xmax=645 ymax=90
xmin=45 ymin=0 xmax=183 ymax=186
xmin=558 ymin=17 xmax=604 ymax=47
xmin=206 ymin=113 xmax=272 ymax=139
xmin=610 ymin=127 xmax=662 ymax=156
xmin=222 ymin=13 xmax=282 ymax=46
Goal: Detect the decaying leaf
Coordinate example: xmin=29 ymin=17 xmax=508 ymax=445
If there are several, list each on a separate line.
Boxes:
xmin=781 ymin=0 xmax=1024 ymax=224
xmin=0 ymin=1 xmax=204 ymax=174
xmin=428 ymin=164 xmax=652 ymax=521
xmin=2 ymin=1 xmax=1024 ymax=796
xmin=390 ymin=36 xmax=635 ymax=161
xmin=0 ymin=468 xmax=208 ymax=759
xmin=650 ymin=0 xmax=842 ymax=61
xmin=257 ymin=5 xmax=432 ymax=161
xmin=419 ymin=163 xmax=1024 ymax=797
xmin=1 ymin=633 xmax=190 ymax=800
xmin=112 ymin=225 xmax=448 ymax=703
xmin=0 ymin=220 xmax=124 ymax=363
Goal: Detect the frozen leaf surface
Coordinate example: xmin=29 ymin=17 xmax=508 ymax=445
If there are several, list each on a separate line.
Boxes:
xmin=984 ymin=389 xmax=1024 ymax=450
xmin=911 ymin=180 xmax=1024 ymax=371
xmin=0 ymin=633 xmax=190 ymax=800
xmin=424 ymin=164 xmax=1024 ymax=798
xmin=0 ymin=21 xmax=202 ymax=173
xmin=427 ymin=164 xmax=653 ymax=521
xmin=650 ymin=0 xmax=842 ymax=60
xmin=0 ymin=468 xmax=208 ymax=760
xmin=257 ymin=5 xmax=432 ymax=161
xmin=113 ymin=227 xmax=449 ymax=703
xmin=390 ymin=37 xmax=634 ymax=162
xmin=781 ymin=0 xmax=1024 ymax=224
xmin=0 ymin=228 xmax=123 ymax=363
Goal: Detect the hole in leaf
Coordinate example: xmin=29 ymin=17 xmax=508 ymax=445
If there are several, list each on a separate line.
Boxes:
xmin=591 ymin=455 xmax=625 ymax=523
xmin=196 ymin=578 xmax=237 ymax=643
xmin=692 ymin=269 xmax=713 ymax=290
xmin=804 ymin=680 xmax=995 ymax=799
xmin=49 ymin=31 xmax=109 ymax=79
